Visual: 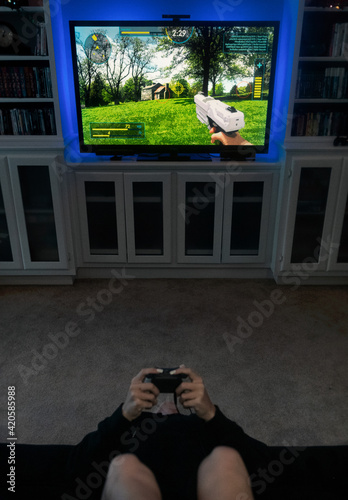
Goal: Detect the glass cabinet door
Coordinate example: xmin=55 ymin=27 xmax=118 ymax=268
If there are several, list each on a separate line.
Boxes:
xmin=0 ymin=160 xmax=23 ymax=270
xmin=0 ymin=180 xmax=13 ymax=264
xmin=8 ymin=157 xmax=68 ymax=269
xmin=337 ymin=192 xmax=348 ymax=263
xmin=222 ymin=173 xmax=274 ymax=263
xmin=328 ymin=163 xmax=348 ymax=270
xmin=85 ymin=181 xmax=119 ymax=256
xmin=124 ymin=173 xmax=171 ymax=263
xmin=281 ymin=157 xmax=342 ymax=272
xmin=230 ymin=182 xmax=263 ymax=255
xmin=17 ymin=165 xmax=59 ymax=262
xmin=76 ymin=173 xmax=126 ymax=263
xmin=290 ymin=167 xmax=331 ymax=263
xmin=132 ymin=181 xmax=164 ymax=255
xmin=177 ymin=173 xmax=224 ymax=263
xmin=185 ymin=181 xmax=216 ymax=256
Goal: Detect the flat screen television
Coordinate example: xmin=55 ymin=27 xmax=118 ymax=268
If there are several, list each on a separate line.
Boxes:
xmin=69 ymin=20 xmax=279 ymax=160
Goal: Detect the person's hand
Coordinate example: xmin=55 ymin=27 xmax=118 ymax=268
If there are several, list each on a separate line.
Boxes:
xmin=173 ymin=366 xmax=216 ymax=422
xmin=122 ymin=368 xmax=162 ymax=421
xmin=209 ymin=127 xmax=251 ymax=146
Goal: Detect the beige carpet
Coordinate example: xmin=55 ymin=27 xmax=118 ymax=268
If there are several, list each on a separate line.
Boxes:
xmin=0 ymin=278 xmax=347 ymax=448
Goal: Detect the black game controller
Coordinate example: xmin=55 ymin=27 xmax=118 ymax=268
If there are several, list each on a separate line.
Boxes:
xmin=144 ymin=367 xmax=188 ymax=393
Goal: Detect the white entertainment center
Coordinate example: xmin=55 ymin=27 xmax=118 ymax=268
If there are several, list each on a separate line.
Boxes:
xmin=1 ymin=0 xmax=347 ymax=284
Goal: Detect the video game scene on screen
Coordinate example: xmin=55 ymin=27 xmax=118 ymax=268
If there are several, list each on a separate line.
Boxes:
xmin=71 ymin=23 xmax=276 ymax=149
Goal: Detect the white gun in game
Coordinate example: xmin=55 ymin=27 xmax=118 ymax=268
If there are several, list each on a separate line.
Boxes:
xmin=194 ymin=92 xmax=245 ymax=136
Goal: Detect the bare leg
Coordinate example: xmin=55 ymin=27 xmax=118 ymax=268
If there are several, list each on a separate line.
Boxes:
xmin=101 ymin=454 xmax=162 ymax=500
xmin=197 ymin=446 xmax=254 ymax=500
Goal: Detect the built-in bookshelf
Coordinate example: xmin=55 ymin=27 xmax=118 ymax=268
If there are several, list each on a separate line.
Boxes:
xmin=0 ymin=0 xmax=62 ymax=143
xmin=286 ymin=0 xmax=348 ymax=144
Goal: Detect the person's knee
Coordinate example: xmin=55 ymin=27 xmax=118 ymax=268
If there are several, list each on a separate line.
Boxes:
xmin=103 ymin=454 xmax=162 ymax=500
xmin=199 ymin=446 xmax=246 ymax=474
xmin=212 ymin=446 xmax=244 ymax=464
xmin=108 ymin=453 xmax=141 ymax=478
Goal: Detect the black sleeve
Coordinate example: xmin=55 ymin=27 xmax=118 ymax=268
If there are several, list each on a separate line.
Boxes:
xmin=63 ymin=403 xmax=133 ymax=481
xmin=201 ymin=405 xmax=272 ymax=474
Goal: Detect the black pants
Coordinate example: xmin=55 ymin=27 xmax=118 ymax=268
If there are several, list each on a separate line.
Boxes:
xmin=1 ymin=442 xmax=348 ymax=500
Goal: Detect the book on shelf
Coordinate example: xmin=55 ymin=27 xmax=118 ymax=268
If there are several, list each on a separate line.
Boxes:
xmin=329 ymin=23 xmax=348 ymax=57
xmin=0 ymin=107 xmax=56 ymax=135
xmin=296 ymin=66 xmax=348 ymax=99
xmin=35 ymin=22 xmax=48 ymax=57
xmin=292 ymin=110 xmax=348 ymax=137
xmin=0 ymin=66 xmax=53 ymax=98
xmin=323 ymin=67 xmax=347 ymax=98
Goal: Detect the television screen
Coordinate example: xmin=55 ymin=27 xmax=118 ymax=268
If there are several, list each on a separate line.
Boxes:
xmin=69 ymin=20 xmax=279 ymax=159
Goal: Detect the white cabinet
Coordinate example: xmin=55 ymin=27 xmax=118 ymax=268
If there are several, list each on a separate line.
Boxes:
xmin=0 ymin=0 xmax=71 ymax=284
xmin=279 ymin=0 xmax=348 ymax=283
xmin=0 ymin=155 xmax=73 ymax=282
xmin=177 ymin=171 xmax=277 ymax=265
xmin=75 ymin=169 xmax=277 ymax=268
xmin=5 ymin=156 xmax=70 ymax=271
xmin=75 ymin=172 xmax=171 ymax=264
xmin=275 ymin=154 xmax=348 ymax=280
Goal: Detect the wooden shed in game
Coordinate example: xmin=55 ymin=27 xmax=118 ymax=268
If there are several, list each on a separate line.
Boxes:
xmin=154 ymin=83 xmax=172 ymax=99
xmin=141 ymin=83 xmax=172 ymax=100
xmin=141 ymin=83 xmax=162 ymax=101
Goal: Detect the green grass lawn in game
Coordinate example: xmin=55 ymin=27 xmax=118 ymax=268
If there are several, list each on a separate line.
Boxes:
xmin=81 ymin=97 xmax=268 ymax=146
